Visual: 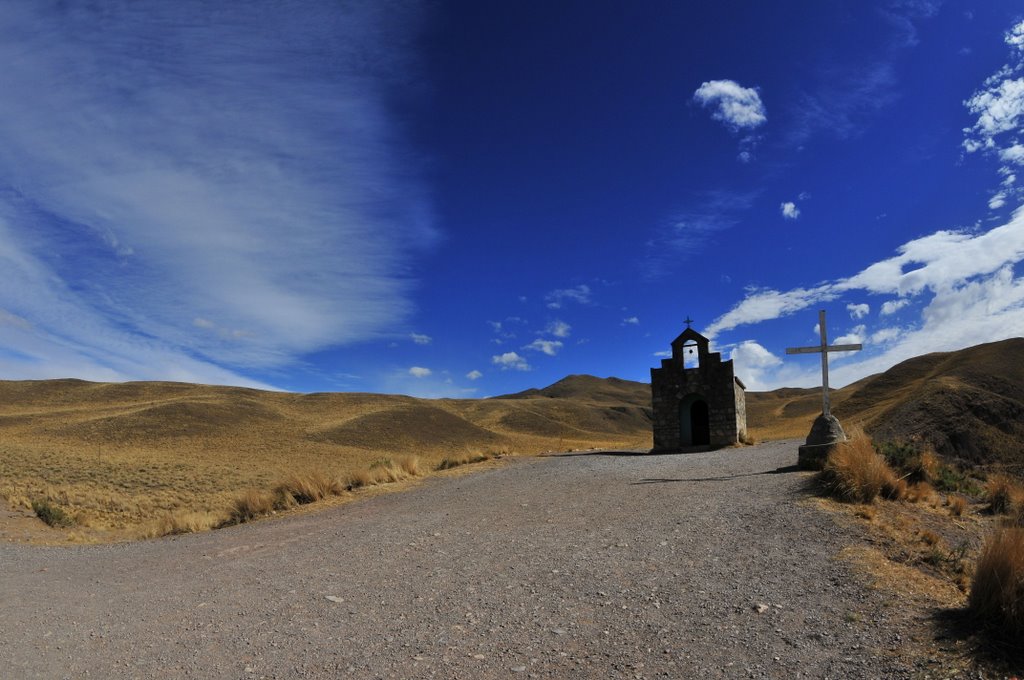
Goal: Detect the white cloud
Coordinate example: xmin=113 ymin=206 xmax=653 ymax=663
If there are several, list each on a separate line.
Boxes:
xmin=780 ymin=202 xmax=800 ymax=219
xmin=708 ymin=206 xmax=1024 ymax=391
xmin=408 ymin=366 xmax=431 ymax=378
xmin=546 ymin=320 xmax=572 ymax=338
xmin=1008 ymin=21 xmax=1024 ymax=49
xmin=652 ymin=350 xmax=672 ymax=358
xmin=880 ymin=298 xmax=910 ymax=315
xmin=492 ymin=351 xmax=530 ymax=371
xmin=962 ymin=20 xmax=1024 ymax=210
xmin=0 ymin=2 xmax=432 ymax=386
xmin=729 ymin=340 xmax=782 ymax=391
xmin=1001 ymin=144 xmax=1024 ymax=165
xmin=523 ymin=339 xmax=563 ymax=356
xmin=833 ymin=325 xmax=866 ymax=346
xmin=705 ymin=284 xmax=837 ymax=338
xmin=870 ymin=327 xmax=902 ymax=344
xmin=846 ymin=303 xmax=870 ymax=319
xmin=410 ymin=333 xmax=432 ymax=345
xmin=693 ymin=80 xmax=767 ymax=130
xmin=622 ymin=316 xmax=640 ymax=325
xmin=545 ymin=284 xmax=591 ymax=309
xmin=466 ymin=369 xmax=482 ymax=381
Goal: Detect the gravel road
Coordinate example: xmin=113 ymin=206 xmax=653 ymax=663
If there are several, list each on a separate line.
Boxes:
xmin=1 ymin=441 xmax=929 ymax=678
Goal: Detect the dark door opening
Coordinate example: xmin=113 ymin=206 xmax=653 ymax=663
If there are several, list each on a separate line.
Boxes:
xmin=690 ymin=400 xmax=710 ymax=446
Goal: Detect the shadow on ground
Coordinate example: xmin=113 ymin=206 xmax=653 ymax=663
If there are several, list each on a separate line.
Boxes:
xmin=932 ymin=607 xmax=1024 ymax=675
xmin=632 ymin=464 xmax=804 ymax=485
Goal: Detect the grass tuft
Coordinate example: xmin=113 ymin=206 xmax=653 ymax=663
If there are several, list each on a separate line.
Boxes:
xmin=986 ymin=475 xmax=1019 ymax=516
xmin=436 ymin=451 xmax=494 ymax=471
xmin=31 ymin=498 xmax=75 ymax=528
xmin=146 ymin=510 xmax=222 ymax=537
xmin=968 ymin=527 xmax=1024 ymax=642
xmin=274 ymin=471 xmax=343 ymax=506
xmin=224 ymin=489 xmax=278 ymax=525
xmin=818 ymin=434 xmax=900 ymax=503
xmin=948 ymin=494 xmax=968 ymax=517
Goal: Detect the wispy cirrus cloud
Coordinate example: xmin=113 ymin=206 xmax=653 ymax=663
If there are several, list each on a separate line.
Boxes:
xmin=0 ymin=1 xmax=432 ymax=386
xmin=644 ymin=190 xmax=759 ymax=277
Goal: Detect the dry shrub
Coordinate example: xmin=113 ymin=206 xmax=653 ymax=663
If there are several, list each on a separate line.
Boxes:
xmin=907 ymin=449 xmax=940 ymax=484
xmin=948 ymin=494 xmax=968 ymax=517
xmin=969 ymin=527 xmax=1024 ymax=642
xmin=819 ymin=435 xmax=900 ymax=503
xmin=274 ymin=471 xmax=343 ymax=506
xmin=31 ymin=498 xmax=75 ymax=528
xmin=908 ymin=482 xmax=934 ymax=504
xmin=224 ymin=489 xmax=277 ymax=525
xmin=986 ymin=475 xmax=1019 ymax=515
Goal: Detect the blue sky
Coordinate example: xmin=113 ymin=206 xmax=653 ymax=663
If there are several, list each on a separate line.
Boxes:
xmin=1 ymin=1 xmax=1023 ymax=397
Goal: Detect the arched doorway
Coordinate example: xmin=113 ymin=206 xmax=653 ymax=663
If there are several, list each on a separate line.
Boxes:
xmin=679 ymin=394 xmax=711 ymax=446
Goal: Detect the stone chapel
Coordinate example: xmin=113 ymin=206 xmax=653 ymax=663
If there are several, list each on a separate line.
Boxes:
xmin=650 ymin=326 xmax=747 ymax=451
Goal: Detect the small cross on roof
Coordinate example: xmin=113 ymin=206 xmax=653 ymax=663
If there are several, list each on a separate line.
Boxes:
xmin=684 ymin=316 xmax=694 ymax=329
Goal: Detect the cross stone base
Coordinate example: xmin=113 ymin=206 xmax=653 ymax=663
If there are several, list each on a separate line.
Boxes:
xmin=797 ymin=414 xmax=847 ymax=470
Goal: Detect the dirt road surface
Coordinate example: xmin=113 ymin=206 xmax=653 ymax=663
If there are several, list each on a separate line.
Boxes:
xmin=2 ymin=441 xmax=934 ymax=678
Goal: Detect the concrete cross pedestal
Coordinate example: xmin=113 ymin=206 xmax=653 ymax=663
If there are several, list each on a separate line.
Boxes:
xmin=786 ymin=310 xmax=862 ymax=469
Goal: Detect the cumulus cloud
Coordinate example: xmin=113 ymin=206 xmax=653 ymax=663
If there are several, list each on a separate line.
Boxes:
xmin=693 ymin=80 xmax=767 ymax=131
xmin=729 ymin=341 xmax=782 ymax=391
xmin=492 ymin=351 xmax=530 ymax=371
xmin=0 ymin=1 xmax=432 ymax=387
xmin=545 ymin=284 xmax=591 ymax=309
xmin=410 ymin=333 xmax=432 ymax=345
xmin=833 ymin=325 xmax=867 ymax=346
xmin=870 ymin=327 xmax=902 ymax=344
xmin=708 ymin=205 xmax=1024 ymax=390
xmin=880 ymin=298 xmax=910 ymax=315
xmin=780 ymin=202 xmax=801 ymax=220
xmin=847 ymin=303 xmax=870 ymax=319
xmin=622 ymin=316 xmax=640 ymax=325
xmin=466 ymin=369 xmax=482 ymax=381
xmin=523 ymin=339 xmax=563 ymax=356
xmin=408 ymin=366 xmax=431 ymax=378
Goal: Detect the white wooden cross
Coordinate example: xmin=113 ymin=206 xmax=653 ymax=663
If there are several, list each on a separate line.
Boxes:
xmin=785 ymin=310 xmax=862 ymax=417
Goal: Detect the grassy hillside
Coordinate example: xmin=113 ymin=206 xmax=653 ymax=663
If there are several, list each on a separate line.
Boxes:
xmin=0 ymin=377 xmax=652 ymax=538
xmin=2 ymin=337 xmax=1022 ymax=540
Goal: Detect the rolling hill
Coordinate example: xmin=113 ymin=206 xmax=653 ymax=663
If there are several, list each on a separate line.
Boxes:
xmin=1 ymin=337 xmax=1022 ymax=538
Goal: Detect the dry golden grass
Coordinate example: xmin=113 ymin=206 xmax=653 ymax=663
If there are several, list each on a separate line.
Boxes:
xmin=948 ymin=494 xmax=968 ymax=517
xmin=274 ymin=471 xmax=344 ymax=506
xmin=907 ymin=482 xmax=934 ymax=504
xmin=986 ymin=475 xmax=1021 ymax=515
xmin=0 ymin=380 xmax=650 ymax=542
xmin=142 ymin=510 xmax=223 ymax=538
xmin=819 ymin=434 xmax=901 ymax=503
xmin=225 ymin=489 xmax=279 ymax=525
xmin=907 ymin=449 xmax=940 ymax=484
xmin=969 ymin=527 xmax=1024 ymax=641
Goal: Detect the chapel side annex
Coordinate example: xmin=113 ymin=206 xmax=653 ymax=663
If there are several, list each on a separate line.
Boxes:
xmin=650 ymin=326 xmax=747 ymax=452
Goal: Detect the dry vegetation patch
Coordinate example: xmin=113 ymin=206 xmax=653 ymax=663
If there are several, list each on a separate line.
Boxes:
xmin=969 ymin=527 xmax=1024 ymax=643
xmin=815 ymin=430 xmax=1024 ymax=666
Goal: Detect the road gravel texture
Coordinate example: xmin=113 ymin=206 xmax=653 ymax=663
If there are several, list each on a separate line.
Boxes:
xmin=2 ymin=441 xmax=929 ymax=678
